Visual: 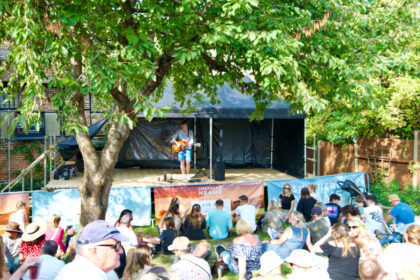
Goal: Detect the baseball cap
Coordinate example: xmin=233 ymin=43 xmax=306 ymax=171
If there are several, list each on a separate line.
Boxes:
xmin=78 ymin=220 xmax=130 ymax=245
xmin=259 ymin=251 xmax=283 ymax=275
xmin=286 ymin=249 xmax=316 ymax=268
xmin=168 ymin=236 xmax=191 ymax=251
xmin=388 ymin=194 xmax=401 ymax=203
xmin=311 ymin=206 xmax=322 ymax=216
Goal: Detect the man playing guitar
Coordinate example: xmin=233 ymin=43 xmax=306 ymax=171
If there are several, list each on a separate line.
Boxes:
xmin=171 ymin=120 xmax=194 ymax=180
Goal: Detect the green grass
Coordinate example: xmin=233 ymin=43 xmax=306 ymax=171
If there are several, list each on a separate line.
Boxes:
xmin=139 ymin=226 xmax=292 ymax=279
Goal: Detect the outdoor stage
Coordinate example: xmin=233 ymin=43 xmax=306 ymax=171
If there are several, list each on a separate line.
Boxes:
xmin=45 ymin=168 xmax=296 ymax=190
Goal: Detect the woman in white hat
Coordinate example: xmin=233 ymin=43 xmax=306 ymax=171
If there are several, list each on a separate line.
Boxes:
xmin=18 ymin=223 xmax=46 ymax=263
xmin=285 ymin=249 xmax=329 ymax=280
xmin=251 ymin=251 xmax=283 ymax=280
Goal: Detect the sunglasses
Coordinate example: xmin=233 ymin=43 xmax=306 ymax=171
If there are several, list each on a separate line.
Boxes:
xmin=349 ymin=226 xmax=358 ymax=229
xmin=284 ymin=188 xmax=290 ymax=190
xmin=96 ymin=241 xmax=122 ymax=252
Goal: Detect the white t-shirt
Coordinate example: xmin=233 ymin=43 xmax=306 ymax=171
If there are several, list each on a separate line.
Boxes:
xmin=378 ymin=243 xmax=420 ymax=280
xmin=116 ymin=225 xmax=138 ymax=246
xmin=22 ymin=255 xmax=65 ymax=280
xmin=235 ymin=204 xmax=256 ymax=231
xmin=9 ymin=209 xmax=26 ymax=232
xmin=55 ymin=255 xmax=108 ymax=280
xmin=364 ymin=205 xmax=386 ymax=234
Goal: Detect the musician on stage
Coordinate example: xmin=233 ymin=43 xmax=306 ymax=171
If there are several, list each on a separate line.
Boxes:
xmin=171 ymin=120 xmax=194 ymax=180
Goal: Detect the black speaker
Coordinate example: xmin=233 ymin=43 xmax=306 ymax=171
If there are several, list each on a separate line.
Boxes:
xmin=215 ymin=128 xmax=225 ymax=181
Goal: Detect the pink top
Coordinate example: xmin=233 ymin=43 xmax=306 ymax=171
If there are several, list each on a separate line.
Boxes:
xmin=45 ymin=226 xmax=66 ymax=253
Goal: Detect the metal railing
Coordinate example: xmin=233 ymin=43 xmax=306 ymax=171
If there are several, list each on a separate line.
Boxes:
xmin=304 ymin=134 xmax=320 ymax=177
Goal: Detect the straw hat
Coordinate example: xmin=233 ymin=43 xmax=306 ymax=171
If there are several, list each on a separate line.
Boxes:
xmin=259 ymin=251 xmax=284 ymax=275
xmin=388 ymin=194 xmax=401 ymax=203
xmin=22 ymin=223 xmax=46 ymax=242
xmin=4 ymin=221 xmax=22 ymax=233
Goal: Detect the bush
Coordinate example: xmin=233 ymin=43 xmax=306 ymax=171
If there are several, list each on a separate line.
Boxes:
xmin=370 ymin=179 xmax=420 ymax=215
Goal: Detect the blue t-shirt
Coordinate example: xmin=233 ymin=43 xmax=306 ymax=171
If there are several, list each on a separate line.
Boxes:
xmin=390 ymin=202 xmax=415 ymax=225
xmin=206 ymin=209 xmax=233 ymax=239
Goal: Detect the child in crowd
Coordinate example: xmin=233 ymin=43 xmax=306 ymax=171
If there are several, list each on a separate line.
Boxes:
xmin=355 ymin=195 xmax=365 ymax=215
xmin=148 ymin=217 xmax=176 ymax=255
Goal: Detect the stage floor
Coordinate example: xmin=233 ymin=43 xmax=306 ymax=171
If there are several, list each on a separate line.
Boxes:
xmin=45 ymin=168 xmax=295 ymax=190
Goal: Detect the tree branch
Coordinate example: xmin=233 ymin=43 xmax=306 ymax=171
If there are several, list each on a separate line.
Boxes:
xmin=140 ymin=51 xmax=176 ymax=96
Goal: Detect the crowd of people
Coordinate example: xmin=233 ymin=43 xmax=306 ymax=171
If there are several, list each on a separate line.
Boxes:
xmin=1 ymin=187 xmax=419 ymax=280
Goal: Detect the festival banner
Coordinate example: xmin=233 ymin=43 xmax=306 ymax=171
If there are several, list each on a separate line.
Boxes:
xmin=267 ymin=172 xmax=367 ymax=207
xmin=32 ymin=187 xmax=151 ymax=227
xmin=154 ymin=181 xmax=264 ymax=221
xmin=0 ymin=192 xmax=30 ymax=234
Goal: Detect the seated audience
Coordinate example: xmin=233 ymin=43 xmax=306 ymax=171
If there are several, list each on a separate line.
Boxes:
xmin=192 ymin=241 xmax=211 ymax=260
xmin=318 ymin=203 xmax=331 ymax=227
xmin=136 ymin=266 xmax=177 ymax=280
xmin=325 ymin=194 xmax=342 ymax=226
xmin=347 ymin=217 xmax=382 ymax=261
xmin=285 ymin=249 xmax=330 ymax=280
xmin=260 ymin=200 xmax=284 ymax=234
xmin=233 ymin=195 xmax=257 ymax=232
xmin=45 ymin=214 xmax=66 ymax=256
xmin=169 ymin=237 xmax=211 ymax=280
xmin=149 ymin=217 xmax=176 ymax=255
xmin=307 ymin=206 xmax=330 ymax=245
xmin=263 ymin=212 xmax=311 ymax=259
xmin=251 ymin=251 xmax=283 ymax=280
xmin=9 ymin=200 xmax=28 ymax=232
xmin=19 ymin=223 xmax=46 ymax=263
xmin=342 ymin=205 xmax=362 ymax=223
xmin=22 ymin=240 xmax=65 ymax=280
xmin=115 ymin=209 xmax=135 ymax=230
xmin=2 ymin=222 xmax=22 ymax=273
xmin=55 ymin=220 xmax=128 ymax=279
xmin=297 ymin=187 xmax=317 ymax=222
xmin=308 ymin=184 xmax=320 ymax=201
xmin=160 ymin=203 xmax=182 ymax=234
xmin=279 ymin=184 xmax=295 ymax=222
xmin=384 ymin=194 xmax=415 ymax=235
xmin=123 ymin=245 xmax=153 ymax=280
xmin=378 ymin=225 xmax=420 ymax=280
xmin=363 ymin=194 xmax=387 ymax=236
xmin=116 ymin=213 xmax=138 ymax=249
xmin=216 ymin=219 xmax=262 ymax=280
xmin=182 ymin=204 xmax=206 ymax=240
xmin=206 ymin=199 xmax=233 ymax=239
xmin=359 ymin=259 xmax=385 ymax=280
xmin=310 ymin=223 xmax=360 ymax=280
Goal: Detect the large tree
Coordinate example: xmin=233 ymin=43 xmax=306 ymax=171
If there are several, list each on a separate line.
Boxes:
xmin=0 ymin=0 xmax=416 ymax=226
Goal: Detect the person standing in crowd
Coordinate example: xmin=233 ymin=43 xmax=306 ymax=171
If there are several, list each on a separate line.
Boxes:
xmin=122 ymin=245 xmax=153 ymax=280
xmin=310 ymin=223 xmax=360 ymax=280
xmin=2 ymin=222 xmax=22 ymax=273
xmin=169 ymin=237 xmax=211 ymax=280
xmin=383 ymin=194 xmax=415 ymax=235
xmin=21 ymin=240 xmax=65 ymax=280
xmin=115 ymin=210 xmax=134 ymax=231
xmin=297 ymin=187 xmax=317 ymax=222
xmin=325 ymin=194 xmax=342 ymax=226
xmin=19 ymin=223 xmax=46 ymax=263
xmin=116 ymin=213 xmax=138 ymax=250
xmin=363 ymin=194 xmax=387 ymax=236
xmin=160 ymin=203 xmax=182 ymax=234
xmin=251 ymin=251 xmax=283 ymax=280
xmin=342 ymin=205 xmax=362 ymax=223
xmin=55 ymin=220 xmax=128 ymax=280
xmin=9 ymin=200 xmax=28 ymax=232
xmin=232 ymin=195 xmax=257 ymax=232
xmin=347 ymin=218 xmax=382 ymax=262
xmin=216 ymin=219 xmax=262 ymax=280
xmin=307 ymin=206 xmax=330 ymax=245
xmin=263 ymin=212 xmax=311 ymax=259
xmin=260 ymin=200 xmax=284 ymax=234
xmin=149 ymin=217 xmax=176 ymax=255
xmin=206 ymin=199 xmax=233 ymax=239
xmin=45 ymin=214 xmax=66 ymax=257
xmin=182 ymin=204 xmax=206 ymax=240
xmin=279 ymin=184 xmax=295 ymax=222
xmin=359 ymin=259 xmax=385 ymax=280
xmin=308 ymin=184 xmax=320 ymax=201
xmin=285 ymin=249 xmax=330 ymax=280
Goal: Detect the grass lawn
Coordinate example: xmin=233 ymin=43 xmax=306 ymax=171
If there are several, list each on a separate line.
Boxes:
xmin=140 ymin=226 xmax=292 ymax=279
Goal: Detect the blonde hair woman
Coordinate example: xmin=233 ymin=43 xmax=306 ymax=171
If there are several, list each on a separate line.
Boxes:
xmin=216 ymin=220 xmax=262 ymax=280
xmin=347 ymin=217 xmax=382 ymax=262
xmin=279 ymin=184 xmax=295 ymax=222
xmin=261 ymin=200 xmax=284 ymax=233
xmin=45 ymin=214 xmax=66 ymax=256
xmin=262 ymin=212 xmax=311 ymax=259
xmin=310 ymin=223 xmax=360 ymax=280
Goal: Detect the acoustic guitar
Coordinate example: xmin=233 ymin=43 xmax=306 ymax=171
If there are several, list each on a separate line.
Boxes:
xmin=172 ymin=140 xmax=201 ymax=152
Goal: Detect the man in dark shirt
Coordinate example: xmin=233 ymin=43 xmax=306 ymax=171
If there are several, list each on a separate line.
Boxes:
xmin=325 ymin=194 xmax=342 ymax=225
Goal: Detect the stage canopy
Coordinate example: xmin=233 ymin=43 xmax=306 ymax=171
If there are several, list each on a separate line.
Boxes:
xmin=117 ymin=82 xmax=306 ymax=177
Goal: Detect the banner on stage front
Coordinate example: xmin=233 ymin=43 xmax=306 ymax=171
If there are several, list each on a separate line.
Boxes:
xmin=32 ymin=187 xmax=151 ymax=227
xmin=267 ymin=172 xmax=367 ymax=207
xmin=0 ymin=192 xmax=29 ymax=232
xmin=154 ymin=181 xmax=264 ymax=221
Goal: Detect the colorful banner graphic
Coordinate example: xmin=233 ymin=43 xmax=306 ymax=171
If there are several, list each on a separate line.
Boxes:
xmin=267 ymin=172 xmax=367 ymax=207
xmin=154 ymin=181 xmax=264 ymax=221
xmin=0 ymin=192 xmax=29 ymax=234
xmin=32 ymin=187 xmax=151 ymax=227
